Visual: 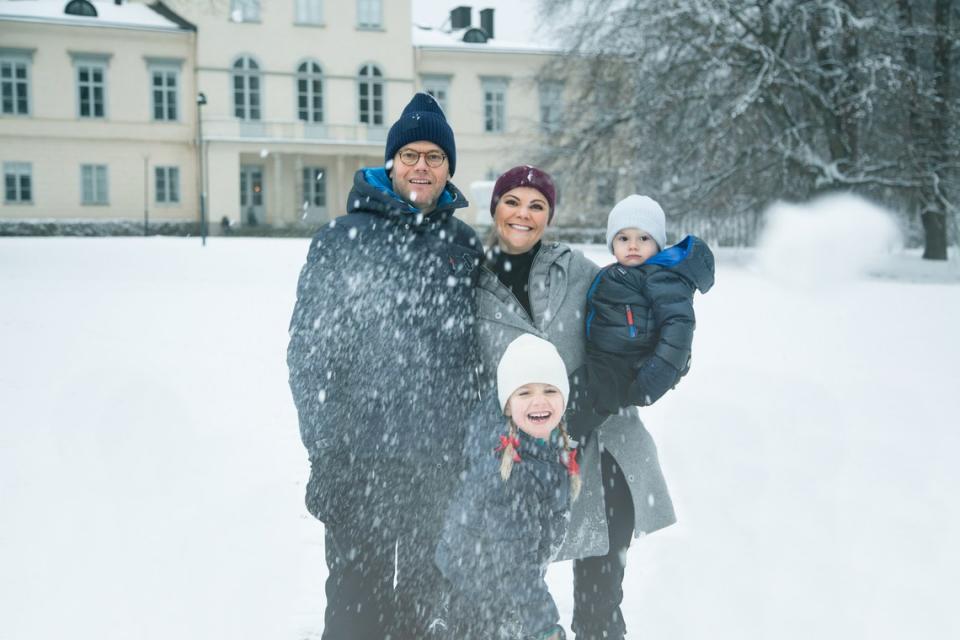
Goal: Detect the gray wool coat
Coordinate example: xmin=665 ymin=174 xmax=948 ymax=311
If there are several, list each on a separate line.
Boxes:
xmin=476 ymin=241 xmax=676 ymax=561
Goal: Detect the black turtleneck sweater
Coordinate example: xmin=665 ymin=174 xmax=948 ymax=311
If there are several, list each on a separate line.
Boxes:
xmin=488 ymin=241 xmax=542 ymax=318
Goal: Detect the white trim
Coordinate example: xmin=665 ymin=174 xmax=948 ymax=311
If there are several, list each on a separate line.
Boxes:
xmin=149 ymin=65 xmax=180 ymax=122
xmin=0 ymin=53 xmax=32 ymax=116
xmin=0 ymin=16 xmax=187 ymax=34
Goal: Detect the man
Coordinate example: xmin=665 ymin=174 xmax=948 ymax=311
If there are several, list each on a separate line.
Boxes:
xmin=287 ymin=93 xmax=482 ymax=639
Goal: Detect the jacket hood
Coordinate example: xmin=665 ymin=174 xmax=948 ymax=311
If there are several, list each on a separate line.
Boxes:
xmin=347 ymin=167 xmax=468 ymax=229
xmin=645 ymin=235 xmax=715 ymax=293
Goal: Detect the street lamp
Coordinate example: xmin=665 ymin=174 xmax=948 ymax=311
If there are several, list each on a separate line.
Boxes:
xmin=196 ymin=91 xmax=208 ymax=247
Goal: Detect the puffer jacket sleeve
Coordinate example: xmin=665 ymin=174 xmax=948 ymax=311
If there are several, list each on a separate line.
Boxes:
xmin=287 ymin=225 xmax=356 ymax=456
xmin=623 ymin=270 xmax=697 ymax=407
xmin=642 ymin=269 xmax=697 ymax=373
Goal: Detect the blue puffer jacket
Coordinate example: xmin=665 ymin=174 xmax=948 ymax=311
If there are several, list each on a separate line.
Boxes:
xmin=287 ymin=168 xmax=483 ymax=525
xmin=585 ymin=235 xmax=715 ymax=413
xmin=435 ymin=395 xmax=572 ymax=639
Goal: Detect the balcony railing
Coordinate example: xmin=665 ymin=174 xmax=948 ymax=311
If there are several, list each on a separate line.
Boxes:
xmin=204 ymin=118 xmax=388 ymax=145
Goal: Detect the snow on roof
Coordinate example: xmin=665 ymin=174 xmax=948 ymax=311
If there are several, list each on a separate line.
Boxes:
xmin=412 ymin=24 xmax=560 ymax=55
xmin=0 ymin=0 xmax=186 ymax=32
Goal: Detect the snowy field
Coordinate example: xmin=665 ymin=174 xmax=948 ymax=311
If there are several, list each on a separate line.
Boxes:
xmin=3 ymin=199 xmax=960 ymax=640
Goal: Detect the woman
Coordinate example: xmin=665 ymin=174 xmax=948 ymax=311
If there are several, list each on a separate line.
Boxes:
xmin=475 ymin=165 xmax=676 ymax=640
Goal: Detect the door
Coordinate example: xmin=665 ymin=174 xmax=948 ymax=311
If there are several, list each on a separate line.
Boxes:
xmin=239 ymin=165 xmax=265 ymax=226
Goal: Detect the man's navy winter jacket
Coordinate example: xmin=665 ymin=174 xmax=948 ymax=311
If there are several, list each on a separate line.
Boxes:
xmin=287 ymin=168 xmax=483 ymax=525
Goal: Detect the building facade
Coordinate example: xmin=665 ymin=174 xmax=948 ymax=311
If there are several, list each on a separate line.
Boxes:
xmin=0 ymin=0 xmax=197 ymax=232
xmin=1 ymin=0 xmax=560 ymax=233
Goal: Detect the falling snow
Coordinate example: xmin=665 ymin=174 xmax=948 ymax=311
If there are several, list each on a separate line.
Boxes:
xmin=2 ymin=201 xmax=959 ymax=639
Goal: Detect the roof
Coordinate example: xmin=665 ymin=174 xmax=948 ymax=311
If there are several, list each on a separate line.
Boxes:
xmin=0 ymin=0 xmax=189 ymax=32
xmin=412 ymin=24 xmax=560 ymax=55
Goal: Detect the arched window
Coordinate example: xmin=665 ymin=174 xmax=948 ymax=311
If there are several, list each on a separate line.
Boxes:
xmin=232 ymin=56 xmax=261 ymax=121
xmin=65 ymin=0 xmax=97 ymax=17
xmin=357 ymin=64 xmax=383 ymax=126
xmin=297 ymin=61 xmax=323 ymax=123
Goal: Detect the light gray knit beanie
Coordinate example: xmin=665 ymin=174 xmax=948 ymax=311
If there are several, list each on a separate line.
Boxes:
xmin=496 ymin=334 xmax=570 ymax=413
xmin=605 ymin=195 xmax=667 ymax=251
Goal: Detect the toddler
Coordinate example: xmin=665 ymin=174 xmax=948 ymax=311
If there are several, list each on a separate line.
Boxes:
xmin=434 ymin=333 xmax=580 ymax=640
xmin=585 ymin=194 xmax=715 ymax=416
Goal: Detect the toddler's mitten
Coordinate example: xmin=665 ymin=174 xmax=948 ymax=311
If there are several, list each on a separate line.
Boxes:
xmin=628 ymin=356 xmax=681 ymax=406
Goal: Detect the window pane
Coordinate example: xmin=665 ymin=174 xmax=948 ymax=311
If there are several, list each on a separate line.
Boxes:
xmin=156 ymin=167 xmax=166 ymax=202
xmin=5 ymin=174 xmax=15 ymax=201
xmin=81 ymin=167 xmax=93 ymax=202
xmin=20 ymin=175 xmax=31 ymax=201
xmin=169 ymin=168 xmax=179 ymax=202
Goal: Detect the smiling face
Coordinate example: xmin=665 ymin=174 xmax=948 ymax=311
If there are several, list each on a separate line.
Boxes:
xmin=504 ymin=383 xmax=566 ymax=440
xmin=493 ymin=187 xmax=550 ymax=255
xmin=390 ymin=141 xmax=449 ymax=213
xmin=611 ymin=227 xmax=661 ymax=266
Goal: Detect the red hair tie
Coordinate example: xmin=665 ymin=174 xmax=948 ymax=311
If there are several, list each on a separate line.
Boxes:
xmin=565 ymin=448 xmax=580 ymax=476
xmin=494 ymin=435 xmax=521 ymax=462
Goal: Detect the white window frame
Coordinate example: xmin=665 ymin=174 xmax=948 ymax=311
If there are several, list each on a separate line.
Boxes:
xmin=72 ymin=53 xmax=110 ymax=120
xmin=233 ymin=56 xmax=262 ymax=121
xmin=3 ymin=162 xmax=32 ymax=204
xmin=357 ymin=63 xmax=384 ymax=126
xmin=296 ymin=60 xmax=324 ymax=123
xmin=147 ymin=60 xmax=181 ymax=122
xmin=81 ymin=164 xmax=109 ymax=205
xmin=0 ymin=49 xmax=33 ymax=116
xmin=481 ymin=77 xmax=508 ymax=134
xmin=155 ymin=166 xmax=180 ymax=204
xmin=302 ymin=166 xmax=327 ymax=208
xmin=539 ymin=80 xmax=564 ymax=133
xmin=421 ymin=75 xmax=450 ymax=115
xmin=356 ymin=0 xmax=382 ymax=29
xmin=295 ymin=0 xmax=323 ymax=25
xmin=230 ymin=0 xmax=260 ymax=22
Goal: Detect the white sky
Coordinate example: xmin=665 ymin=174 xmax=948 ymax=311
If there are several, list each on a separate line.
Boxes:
xmin=412 ymin=0 xmax=548 ymax=43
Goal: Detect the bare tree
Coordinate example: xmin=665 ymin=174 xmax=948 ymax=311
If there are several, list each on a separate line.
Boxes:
xmin=536 ymin=0 xmax=959 ymax=255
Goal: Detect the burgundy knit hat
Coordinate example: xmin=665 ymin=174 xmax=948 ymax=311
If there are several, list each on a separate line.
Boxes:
xmin=490 ymin=165 xmax=558 ymax=222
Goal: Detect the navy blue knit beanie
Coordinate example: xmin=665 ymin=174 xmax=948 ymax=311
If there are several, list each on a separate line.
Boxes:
xmin=384 ymin=92 xmax=457 ymax=176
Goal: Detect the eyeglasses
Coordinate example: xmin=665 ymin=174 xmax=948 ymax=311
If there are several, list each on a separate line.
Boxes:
xmin=397 ymin=149 xmax=447 ymax=168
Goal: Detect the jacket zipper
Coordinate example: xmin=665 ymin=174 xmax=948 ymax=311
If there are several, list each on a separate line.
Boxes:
xmin=626 ymin=304 xmax=637 ymax=338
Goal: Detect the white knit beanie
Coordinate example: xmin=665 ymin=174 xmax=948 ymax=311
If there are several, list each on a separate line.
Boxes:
xmin=496 ymin=334 xmax=570 ymax=413
xmin=605 ymin=195 xmax=667 ymax=251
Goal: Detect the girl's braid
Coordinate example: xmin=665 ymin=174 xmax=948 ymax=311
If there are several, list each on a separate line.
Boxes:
xmin=498 ymin=417 xmax=582 ymax=501
xmin=557 ymin=419 xmax=582 ymax=501
xmin=499 ymin=419 xmax=519 ymax=481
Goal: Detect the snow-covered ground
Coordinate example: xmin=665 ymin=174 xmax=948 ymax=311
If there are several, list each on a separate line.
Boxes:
xmin=3 ymin=200 xmax=960 ymax=639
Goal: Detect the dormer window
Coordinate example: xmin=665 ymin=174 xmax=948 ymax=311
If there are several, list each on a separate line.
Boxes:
xmin=64 ymin=0 xmax=98 ymax=17
xmin=462 ymin=28 xmax=488 ymax=43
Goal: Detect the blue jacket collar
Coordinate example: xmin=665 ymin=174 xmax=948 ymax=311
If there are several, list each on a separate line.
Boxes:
xmin=362 ymin=167 xmax=456 ymax=214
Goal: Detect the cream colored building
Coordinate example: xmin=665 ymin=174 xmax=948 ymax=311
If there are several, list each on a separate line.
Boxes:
xmin=0 ymin=0 xmax=197 ymax=230
xmin=1 ymin=0 xmax=560 ymax=232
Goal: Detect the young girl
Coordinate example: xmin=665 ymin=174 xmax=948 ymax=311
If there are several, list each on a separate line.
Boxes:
xmin=433 ymin=334 xmax=581 ymax=640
